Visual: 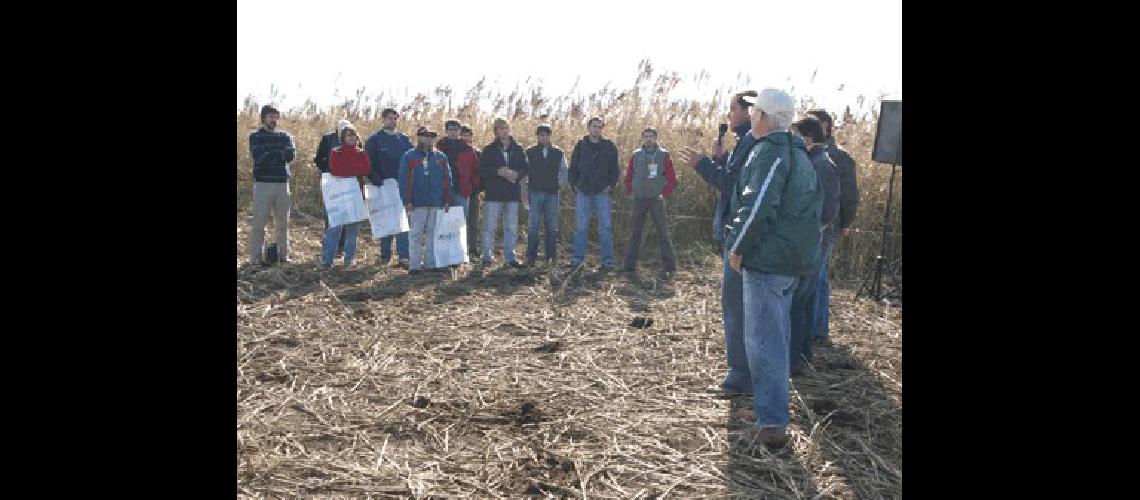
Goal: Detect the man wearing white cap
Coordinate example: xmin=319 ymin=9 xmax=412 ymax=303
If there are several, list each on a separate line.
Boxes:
xmin=313 ymin=119 xmax=353 ymax=255
xmin=725 ymin=88 xmax=821 ymax=447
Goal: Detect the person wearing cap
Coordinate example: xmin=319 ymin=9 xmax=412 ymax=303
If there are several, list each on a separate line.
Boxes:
xmin=621 ymin=126 xmax=677 ymax=277
xmin=399 ymin=126 xmax=454 ymax=274
xmin=365 ymin=108 xmax=414 ymax=268
xmin=248 ymin=104 xmax=296 ymax=266
xmin=677 ymin=90 xmax=758 ymax=397
xmin=477 ymin=118 xmax=529 ymax=268
xmin=313 ymin=119 xmax=351 ymax=255
xmin=460 ymin=125 xmax=483 ymax=260
xmin=725 ymin=88 xmax=821 ymax=447
xmin=436 ymin=119 xmax=481 ymax=222
xmin=320 ymin=122 xmax=371 ymax=269
xmin=567 ymin=116 xmax=621 ymax=272
xmin=787 ymin=115 xmax=841 ymax=375
xmin=523 ymin=124 xmax=568 ymax=267
xmin=805 ymin=109 xmax=860 ymax=342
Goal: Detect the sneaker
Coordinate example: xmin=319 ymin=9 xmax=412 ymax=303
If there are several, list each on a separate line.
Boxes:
xmin=409 ymin=269 xmax=422 ymax=275
xmin=395 ymin=259 xmax=410 ymax=270
xmin=508 ymin=261 xmax=525 ymax=269
xmin=565 ymin=261 xmax=583 ymax=270
xmin=598 ymin=264 xmax=614 ymax=273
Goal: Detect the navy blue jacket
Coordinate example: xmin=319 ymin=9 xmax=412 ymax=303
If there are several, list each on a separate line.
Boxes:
xmin=825 ymin=137 xmax=860 ymax=229
xmin=694 ymin=122 xmax=756 ymax=241
xmin=364 ymin=129 xmax=414 ymax=186
xmin=249 ymin=128 xmax=296 ymax=183
xmin=807 ymin=144 xmax=841 ymax=244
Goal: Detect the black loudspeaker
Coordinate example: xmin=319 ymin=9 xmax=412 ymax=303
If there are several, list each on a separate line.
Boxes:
xmin=872 ymin=100 xmax=901 ymax=165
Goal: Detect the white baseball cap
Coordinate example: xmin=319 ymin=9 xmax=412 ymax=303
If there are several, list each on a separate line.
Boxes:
xmin=743 ymin=88 xmax=796 ymax=126
xmin=336 ymin=119 xmax=353 ymax=134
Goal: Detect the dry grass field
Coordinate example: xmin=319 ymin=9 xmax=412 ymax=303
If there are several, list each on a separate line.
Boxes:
xmin=237 ymin=213 xmax=901 ymax=498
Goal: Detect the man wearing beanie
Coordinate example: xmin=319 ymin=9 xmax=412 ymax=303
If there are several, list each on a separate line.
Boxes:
xmin=248 ymin=104 xmax=297 ymax=266
xmin=726 ymin=88 xmax=821 ymax=448
xmin=313 ymin=118 xmax=351 ymax=255
xmin=365 ymin=108 xmax=415 ymax=268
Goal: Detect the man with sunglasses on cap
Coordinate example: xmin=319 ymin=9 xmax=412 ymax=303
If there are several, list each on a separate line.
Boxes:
xmin=726 ymin=88 xmax=821 ymax=448
xmin=248 ymin=104 xmax=296 ymax=266
xmin=313 ymin=119 xmax=351 ymax=256
xmin=365 ymin=108 xmax=414 ymax=268
xmin=399 ymin=126 xmax=454 ymax=274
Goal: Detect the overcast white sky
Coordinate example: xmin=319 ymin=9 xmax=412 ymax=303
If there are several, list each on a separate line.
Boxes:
xmin=238 ymin=0 xmax=900 ymax=113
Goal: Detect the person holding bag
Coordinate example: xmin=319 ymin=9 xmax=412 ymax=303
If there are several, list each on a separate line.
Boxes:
xmin=320 ymin=123 xmax=371 ymax=269
xmin=399 ymin=126 xmax=454 ymax=274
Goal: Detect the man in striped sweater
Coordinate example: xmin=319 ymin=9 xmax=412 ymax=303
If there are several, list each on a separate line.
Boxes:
xmin=248 ymin=105 xmax=296 ymax=266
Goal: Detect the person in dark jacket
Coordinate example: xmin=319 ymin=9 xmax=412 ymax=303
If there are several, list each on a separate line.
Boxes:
xmin=621 ymin=127 xmax=677 ymax=276
xmin=567 ymin=116 xmax=620 ymax=271
xmin=313 ymin=119 xmax=351 ymax=255
xmin=320 ymin=123 xmax=371 ymax=269
xmin=437 ymin=119 xmax=480 ymax=219
xmin=523 ymin=124 xmax=567 ymax=267
xmin=461 ymin=125 xmax=482 ymax=260
xmin=399 ymin=126 xmax=453 ymax=274
xmin=805 ymin=109 xmax=859 ymax=341
xmin=477 ymin=118 xmax=529 ymax=268
xmin=678 ymin=90 xmax=757 ymax=397
xmin=787 ymin=115 xmax=841 ymax=374
xmin=726 ymin=89 xmax=821 ymax=448
xmin=248 ymin=104 xmax=296 ymax=266
xmin=364 ymin=108 xmax=414 ymax=268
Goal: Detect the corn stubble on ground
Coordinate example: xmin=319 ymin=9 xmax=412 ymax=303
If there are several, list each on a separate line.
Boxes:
xmin=237 ymin=214 xmax=901 ymax=498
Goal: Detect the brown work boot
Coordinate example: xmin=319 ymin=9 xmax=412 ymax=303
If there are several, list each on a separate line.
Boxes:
xmin=744 ymin=426 xmax=789 ymax=448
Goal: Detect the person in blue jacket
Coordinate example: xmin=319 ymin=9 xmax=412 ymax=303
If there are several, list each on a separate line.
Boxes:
xmin=365 ymin=108 xmax=414 ymax=268
xmin=677 ymin=90 xmax=758 ymax=398
xmin=398 ymin=126 xmax=454 ymax=274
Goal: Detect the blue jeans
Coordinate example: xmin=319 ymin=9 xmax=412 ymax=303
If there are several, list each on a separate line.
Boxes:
xmin=789 ymin=244 xmax=825 ymax=370
xmin=526 ymin=190 xmax=560 ymax=263
xmin=813 ymin=240 xmax=835 ymax=339
xmin=379 ymin=231 xmax=409 ymax=262
xmin=742 ymin=270 xmax=798 ymax=430
xmin=571 ymin=191 xmax=613 ymax=266
xmin=321 ymin=222 xmax=360 ymax=266
xmin=483 ymin=201 xmax=519 ymax=264
xmin=721 ymin=243 xmax=749 ymax=392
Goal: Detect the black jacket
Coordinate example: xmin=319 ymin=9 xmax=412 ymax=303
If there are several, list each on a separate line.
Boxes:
xmin=568 ymin=136 xmax=620 ymax=195
xmin=525 ymin=144 xmax=564 ymax=193
xmin=313 ymin=131 xmax=340 ymax=173
xmin=477 ymin=137 xmax=529 ymax=202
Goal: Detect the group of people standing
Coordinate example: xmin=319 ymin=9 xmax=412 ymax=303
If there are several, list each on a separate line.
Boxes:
xmin=248 ymin=106 xmax=679 ymax=277
xmin=679 ymin=89 xmax=860 ymax=447
xmin=247 ymin=89 xmax=861 ymax=447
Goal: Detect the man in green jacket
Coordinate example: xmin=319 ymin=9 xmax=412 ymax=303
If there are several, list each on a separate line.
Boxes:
xmin=726 ymin=89 xmax=821 ymax=448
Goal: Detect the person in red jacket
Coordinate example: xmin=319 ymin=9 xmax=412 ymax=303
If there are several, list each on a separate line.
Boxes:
xmin=321 ymin=123 xmax=371 ymax=269
xmin=460 ymin=125 xmax=482 ymax=259
xmin=621 ymin=126 xmax=677 ymax=277
xmin=436 ymin=120 xmax=481 ymax=218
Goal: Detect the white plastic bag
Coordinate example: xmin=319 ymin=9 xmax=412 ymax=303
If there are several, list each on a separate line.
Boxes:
xmin=431 ymin=207 xmax=468 ymax=267
xmin=364 ymin=182 xmax=410 ymax=239
xmin=321 ymin=174 xmax=368 ymax=228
